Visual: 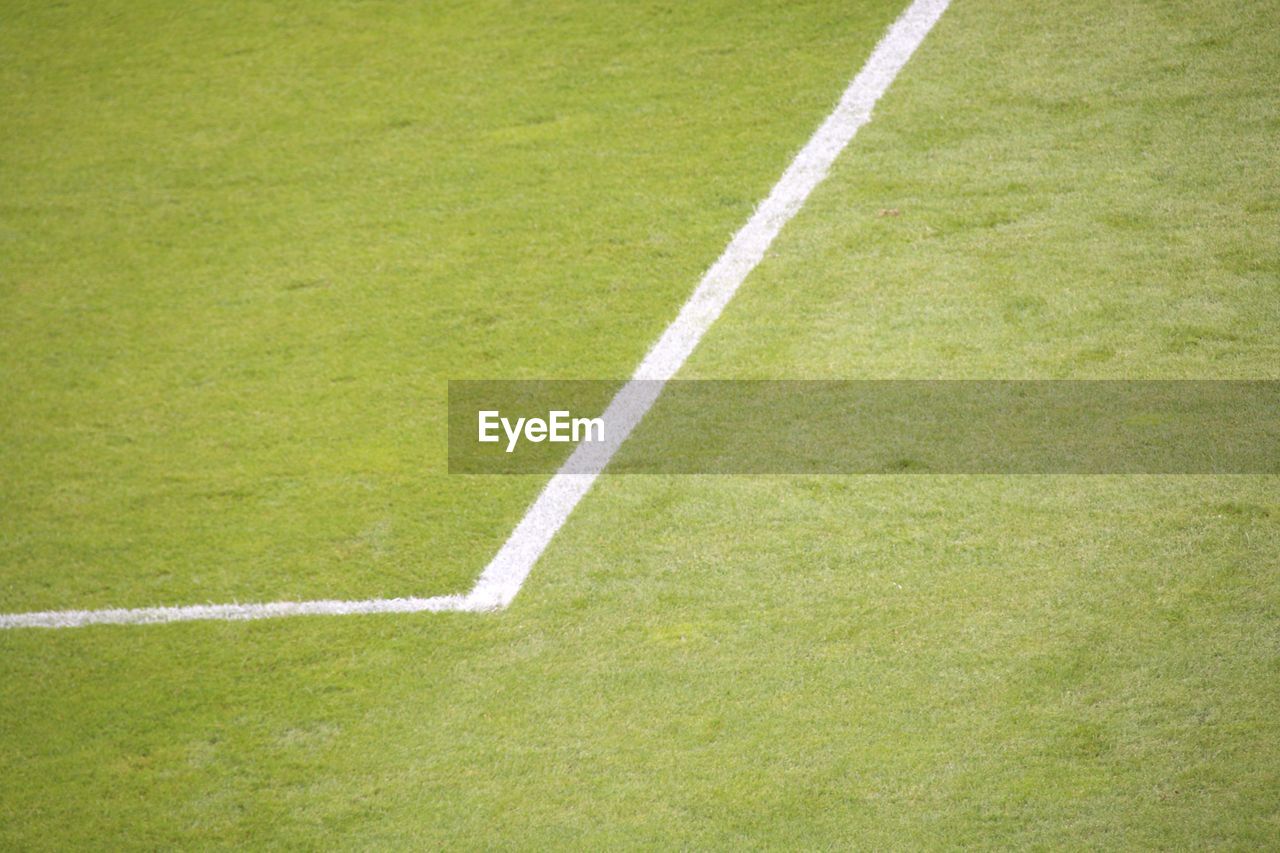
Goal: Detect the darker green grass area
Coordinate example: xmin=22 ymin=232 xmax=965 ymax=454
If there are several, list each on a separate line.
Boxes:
xmin=531 ymin=476 xmax=1280 ymax=847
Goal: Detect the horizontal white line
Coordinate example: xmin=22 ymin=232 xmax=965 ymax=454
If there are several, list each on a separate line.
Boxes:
xmin=0 ymin=594 xmax=476 ymax=629
xmin=1 ymin=0 xmax=951 ymax=629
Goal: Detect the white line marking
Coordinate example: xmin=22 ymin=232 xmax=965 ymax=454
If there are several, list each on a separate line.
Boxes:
xmin=0 ymin=0 xmax=950 ymax=629
xmin=0 ymin=595 xmax=471 ymax=630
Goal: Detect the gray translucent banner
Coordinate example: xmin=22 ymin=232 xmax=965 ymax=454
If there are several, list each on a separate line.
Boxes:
xmin=448 ymin=380 xmax=1279 ymax=474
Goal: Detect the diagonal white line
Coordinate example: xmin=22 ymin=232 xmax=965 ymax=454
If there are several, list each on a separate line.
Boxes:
xmin=459 ymin=0 xmax=951 ymax=611
xmin=1 ymin=0 xmax=950 ymax=629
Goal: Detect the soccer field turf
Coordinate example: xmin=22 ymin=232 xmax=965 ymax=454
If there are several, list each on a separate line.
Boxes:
xmin=2 ymin=0 xmax=1278 ymax=847
xmin=1 ymin=0 xmax=904 ymax=611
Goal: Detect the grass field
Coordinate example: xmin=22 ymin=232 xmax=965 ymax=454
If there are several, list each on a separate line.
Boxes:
xmin=2 ymin=0 xmax=1278 ymax=847
xmin=1 ymin=0 xmax=904 ymax=610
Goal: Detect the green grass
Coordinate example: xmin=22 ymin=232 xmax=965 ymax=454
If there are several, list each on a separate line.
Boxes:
xmin=0 ymin=0 xmax=902 ymax=609
xmin=2 ymin=0 xmax=1279 ymax=847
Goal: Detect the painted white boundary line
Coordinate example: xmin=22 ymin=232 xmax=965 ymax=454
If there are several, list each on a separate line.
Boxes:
xmin=0 ymin=0 xmax=950 ymax=630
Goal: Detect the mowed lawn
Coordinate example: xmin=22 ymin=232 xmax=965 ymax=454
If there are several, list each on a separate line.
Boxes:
xmin=3 ymin=0 xmax=1279 ymax=849
xmin=0 ymin=0 xmax=902 ymax=610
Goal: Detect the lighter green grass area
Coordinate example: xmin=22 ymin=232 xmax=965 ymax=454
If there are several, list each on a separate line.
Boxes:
xmin=686 ymin=0 xmax=1279 ymax=380
xmin=3 ymin=0 xmax=1279 ymax=848
xmin=0 ymin=0 xmax=900 ymax=609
